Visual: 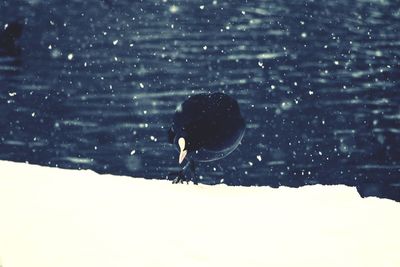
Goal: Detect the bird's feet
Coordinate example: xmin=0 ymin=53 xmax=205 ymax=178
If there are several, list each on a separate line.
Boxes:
xmin=168 ymin=160 xmax=198 ymax=185
xmin=169 ymin=170 xmax=188 ymax=184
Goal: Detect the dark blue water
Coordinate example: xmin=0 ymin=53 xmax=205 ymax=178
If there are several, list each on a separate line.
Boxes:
xmin=1 ymin=0 xmax=399 ymax=201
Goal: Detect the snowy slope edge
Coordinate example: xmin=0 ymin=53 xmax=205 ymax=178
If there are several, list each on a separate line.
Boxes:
xmin=0 ymin=160 xmax=399 ymax=267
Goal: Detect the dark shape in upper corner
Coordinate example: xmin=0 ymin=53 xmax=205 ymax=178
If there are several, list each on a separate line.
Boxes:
xmin=0 ymin=21 xmax=24 ymax=56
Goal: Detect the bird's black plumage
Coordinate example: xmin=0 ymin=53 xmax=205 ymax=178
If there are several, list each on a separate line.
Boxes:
xmin=168 ymin=92 xmax=245 ymax=183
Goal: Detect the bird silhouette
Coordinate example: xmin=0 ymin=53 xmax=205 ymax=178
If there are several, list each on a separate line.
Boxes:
xmin=168 ymin=92 xmax=245 ymax=184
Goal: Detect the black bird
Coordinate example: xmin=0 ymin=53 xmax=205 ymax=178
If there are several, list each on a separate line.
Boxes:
xmin=168 ymin=92 xmax=245 ymax=184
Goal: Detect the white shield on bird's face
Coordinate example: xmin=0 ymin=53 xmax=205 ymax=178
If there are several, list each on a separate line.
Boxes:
xmin=178 ymin=137 xmax=187 ymax=164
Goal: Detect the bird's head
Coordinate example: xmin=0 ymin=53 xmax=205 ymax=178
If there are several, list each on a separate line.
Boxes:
xmin=168 ymin=126 xmax=188 ymax=165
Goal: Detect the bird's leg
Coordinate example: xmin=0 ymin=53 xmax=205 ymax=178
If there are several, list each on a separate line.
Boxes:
xmin=169 ymin=170 xmax=183 ymax=184
xmin=169 ymin=160 xmax=197 ymax=184
xmin=181 ymin=160 xmax=192 ymax=184
xmin=170 ymin=161 xmax=189 ymax=184
xmin=189 ymin=159 xmax=198 ymax=185
xmin=172 ymin=171 xmax=185 ymax=184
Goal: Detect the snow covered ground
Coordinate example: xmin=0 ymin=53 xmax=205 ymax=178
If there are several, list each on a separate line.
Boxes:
xmin=0 ymin=160 xmax=399 ymax=267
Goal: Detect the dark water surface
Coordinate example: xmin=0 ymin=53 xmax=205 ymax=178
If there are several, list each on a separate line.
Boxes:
xmin=1 ymin=0 xmax=399 ymax=201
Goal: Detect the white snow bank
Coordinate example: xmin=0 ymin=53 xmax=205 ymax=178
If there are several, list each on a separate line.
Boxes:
xmin=0 ymin=160 xmax=399 ymax=267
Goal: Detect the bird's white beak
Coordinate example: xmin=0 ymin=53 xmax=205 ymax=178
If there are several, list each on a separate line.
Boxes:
xmin=178 ymin=137 xmax=187 ymax=164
